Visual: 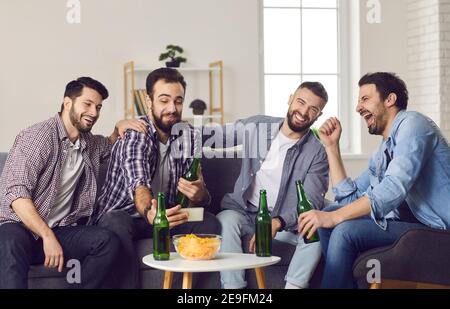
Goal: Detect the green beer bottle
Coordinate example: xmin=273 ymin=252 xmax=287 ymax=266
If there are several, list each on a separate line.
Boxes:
xmin=176 ymin=157 xmax=201 ymax=208
xmin=311 ymin=128 xmax=320 ymax=141
xmin=153 ymin=192 xmax=170 ymax=260
xmin=255 ymin=189 xmax=272 ymax=257
xmin=296 ymin=180 xmax=320 ymax=244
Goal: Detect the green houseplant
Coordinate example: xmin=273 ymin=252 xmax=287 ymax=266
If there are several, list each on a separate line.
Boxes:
xmin=159 ymin=44 xmax=187 ymax=68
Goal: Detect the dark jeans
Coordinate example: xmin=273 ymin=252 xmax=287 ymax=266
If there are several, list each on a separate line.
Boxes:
xmin=0 ymin=223 xmax=120 ymax=289
xmin=98 ymin=209 xmax=221 ymax=288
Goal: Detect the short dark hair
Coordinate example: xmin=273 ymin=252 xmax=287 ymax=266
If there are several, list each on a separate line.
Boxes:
xmin=61 ymin=77 xmax=109 ymax=112
xmin=146 ymin=67 xmax=187 ymax=100
xmin=297 ymin=82 xmax=328 ymax=104
xmin=358 ymin=72 xmax=409 ymax=110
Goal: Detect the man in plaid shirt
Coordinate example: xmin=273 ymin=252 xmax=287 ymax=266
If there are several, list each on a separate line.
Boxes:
xmin=94 ymin=68 xmax=220 ymax=288
xmin=0 ymin=77 xmax=147 ymax=288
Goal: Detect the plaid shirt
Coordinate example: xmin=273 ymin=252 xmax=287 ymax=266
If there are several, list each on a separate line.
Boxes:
xmin=93 ymin=116 xmax=202 ymax=222
xmin=0 ymin=114 xmax=111 ymax=234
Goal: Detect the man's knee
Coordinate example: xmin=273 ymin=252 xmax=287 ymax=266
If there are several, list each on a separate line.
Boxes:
xmin=0 ymin=223 xmax=32 ymax=253
xmin=97 ymin=210 xmax=134 ymax=236
xmin=202 ymin=212 xmax=221 ymax=235
xmin=217 ymin=210 xmax=246 ymax=229
xmin=86 ymin=226 xmax=121 ymax=256
xmin=330 ymin=221 xmax=359 ymax=245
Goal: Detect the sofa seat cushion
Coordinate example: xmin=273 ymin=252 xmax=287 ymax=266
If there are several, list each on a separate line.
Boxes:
xmin=28 ymin=265 xmax=68 ymax=279
xmin=353 ymin=228 xmax=450 ymax=287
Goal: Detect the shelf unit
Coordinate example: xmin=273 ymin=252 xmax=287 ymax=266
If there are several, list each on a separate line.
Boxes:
xmin=123 ymin=61 xmax=224 ymax=124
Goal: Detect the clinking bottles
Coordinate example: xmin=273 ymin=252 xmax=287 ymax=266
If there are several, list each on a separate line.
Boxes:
xmin=296 ymin=180 xmax=320 ymax=244
xmin=176 ymin=157 xmax=201 ymax=208
xmin=153 ymin=192 xmax=170 ymax=260
xmin=255 ymin=189 xmax=272 ymax=257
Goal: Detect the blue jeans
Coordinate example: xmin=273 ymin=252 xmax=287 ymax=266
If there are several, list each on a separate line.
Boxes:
xmin=0 ymin=223 xmax=120 ymax=289
xmin=217 ymin=209 xmax=321 ymax=289
xmin=319 ymin=205 xmax=426 ymax=289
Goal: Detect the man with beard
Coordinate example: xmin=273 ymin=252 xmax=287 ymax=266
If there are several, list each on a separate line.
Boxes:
xmin=93 ymin=68 xmax=220 ymax=288
xmin=298 ymin=72 xmax=450 ymax=288
xmin=0 ymin=77 xmax=147 ymax=288
xmin=216 ymin=82 xmax=329 ymax=289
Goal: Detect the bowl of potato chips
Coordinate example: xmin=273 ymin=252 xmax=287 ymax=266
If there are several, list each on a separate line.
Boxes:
xmin=173 ymin=234 xmax=222 ymax=260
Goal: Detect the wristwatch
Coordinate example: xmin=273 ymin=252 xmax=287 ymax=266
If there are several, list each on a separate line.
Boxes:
xmin=143 ymin=206 xmax=152 ymax=224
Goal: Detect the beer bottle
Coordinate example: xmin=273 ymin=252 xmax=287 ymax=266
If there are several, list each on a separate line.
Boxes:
xmin=153 ymin=192 xmax=170 ymax=260
xmin=255 ymin=189 xmax=272 ymax=257
xmin=296 ymin=180 xmax=320 ymax=244
xmin=176 ymin=157 xmax=201 ymax=208
xmin=311 ymin=128 xmax=320 ymax=141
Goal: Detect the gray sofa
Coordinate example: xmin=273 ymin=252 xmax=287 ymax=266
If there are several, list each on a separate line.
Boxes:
xmin=0 ymin=152 xmax=322 ymax=289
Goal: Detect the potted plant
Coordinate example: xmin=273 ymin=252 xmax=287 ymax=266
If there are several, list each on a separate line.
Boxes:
xmin=189 ymin=99 xmax=207 ymax=115
xmin=159 ymin=44 xmax=187 ymax=68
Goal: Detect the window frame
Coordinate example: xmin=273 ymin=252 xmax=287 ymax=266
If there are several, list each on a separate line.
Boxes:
xmin=259 ymin=0 xmax=359 ymax=153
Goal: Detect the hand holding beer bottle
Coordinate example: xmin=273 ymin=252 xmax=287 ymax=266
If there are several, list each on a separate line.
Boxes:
xmin=176 ymin=157 xmax=201 ymax=208
xmin=296 ymin=180 xmax=320 ymax=244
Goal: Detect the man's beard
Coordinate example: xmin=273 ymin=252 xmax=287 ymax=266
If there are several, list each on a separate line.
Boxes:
xmin=287 ymin=110 xmax=313 ymax=133
xmin=69 ymin=105 xmax=96 ymax=133
xmin=361 ymin=108 xmax=383 ymax=135
xmin=152 ymin=110 xmax=181 ymax=134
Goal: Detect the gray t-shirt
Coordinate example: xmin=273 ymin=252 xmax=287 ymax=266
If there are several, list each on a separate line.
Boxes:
xmin=151 ymin=141 xmax=170 ymax=198
xmin=47 ymin=139 xmax=84 ymax=228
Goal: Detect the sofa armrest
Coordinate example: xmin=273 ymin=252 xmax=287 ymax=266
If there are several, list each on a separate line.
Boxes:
xmin=353 ymin=228 xmax=450 ymax=287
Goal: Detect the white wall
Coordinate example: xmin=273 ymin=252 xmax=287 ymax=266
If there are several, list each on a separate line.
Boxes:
xmin=406 ymin=0 xmax=450 ymax=140
xmin=357 ymin=0 xmax=409 ymax=156
xmin=0 ymin=0 xmax=417 ymax=182
xmin=340 ymin=0 xmax=410 ymax=181
xmin=0 ymin=0 xmax=261 ymax=152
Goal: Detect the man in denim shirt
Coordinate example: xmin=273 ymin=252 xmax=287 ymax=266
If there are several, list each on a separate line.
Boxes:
xmin=298 ymin=72 xmax=450 ymax=288
xmin=212 ymin=82 xmax=329 ymax=289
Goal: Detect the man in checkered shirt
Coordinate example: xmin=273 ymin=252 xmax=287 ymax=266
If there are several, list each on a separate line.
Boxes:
xmin=0 ymin=77 xmax=147 ymax=288
xmin=93 ymin=68 xmax=221 ymax=288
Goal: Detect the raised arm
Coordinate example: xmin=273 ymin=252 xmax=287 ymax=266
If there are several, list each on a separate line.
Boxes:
xmin=318 ymin=117 xmax=347 ymax=186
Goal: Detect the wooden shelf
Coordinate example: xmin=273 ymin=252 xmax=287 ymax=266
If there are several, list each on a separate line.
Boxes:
xmin=123 ymin=61 xmax=224 ymax=124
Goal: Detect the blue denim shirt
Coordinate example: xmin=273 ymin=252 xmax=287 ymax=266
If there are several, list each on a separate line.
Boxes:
xmin=210 ymin=115 xmax=329 ymax=232
xmin=333 ymin=111 xmax=450 ymax=230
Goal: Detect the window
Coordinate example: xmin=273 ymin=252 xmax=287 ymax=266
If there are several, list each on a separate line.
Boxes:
xmin=261 ymin=0 xmax=356 ymax=152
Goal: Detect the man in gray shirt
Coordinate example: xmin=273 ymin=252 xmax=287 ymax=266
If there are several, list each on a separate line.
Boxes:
xmin=213 ymin=82 xmax=329 ymax=289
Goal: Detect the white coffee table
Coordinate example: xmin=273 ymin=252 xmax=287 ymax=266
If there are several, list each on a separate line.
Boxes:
xmin=142 ymin=252 xmax=281 ymax=289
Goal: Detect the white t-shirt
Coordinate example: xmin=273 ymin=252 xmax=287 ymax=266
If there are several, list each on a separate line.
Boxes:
xmin=47 ymin=139 xmax=85 ymax=228
xmin=246 ymin=131 xmax=299 ymax=211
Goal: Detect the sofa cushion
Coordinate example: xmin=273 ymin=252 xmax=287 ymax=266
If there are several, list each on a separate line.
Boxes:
xmin=353 ymin=228 xmax=450 ymax=287
xmin=201 ymin=155 xmax=242 ymax=215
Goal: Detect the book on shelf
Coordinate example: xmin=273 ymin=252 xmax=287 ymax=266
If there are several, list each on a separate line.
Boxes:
xmin=138 ymin=89 xmax=148 ymax=114
xmin=133 ymin=89 xmax=148 ymax=116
